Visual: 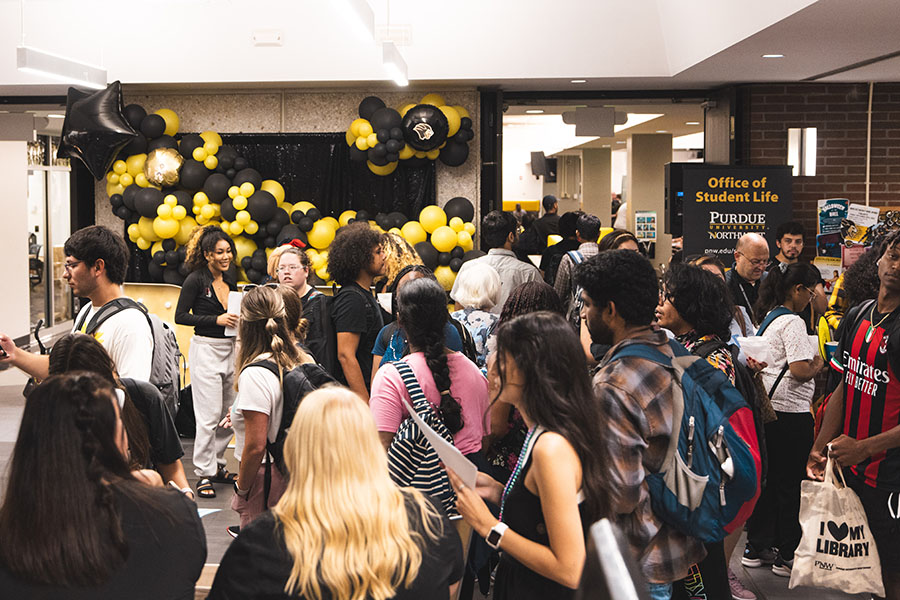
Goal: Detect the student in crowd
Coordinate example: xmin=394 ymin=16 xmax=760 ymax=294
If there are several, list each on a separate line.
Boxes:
xmin=743 ymin=262 xmax=824 ymax=576
xmin=0 ymin=225 xmax=153 ymax=381
xmin=824 ymin=236 xmax=885 ymax=330
xmin=554 ymin=213 xmax=602 ymax=317
xmin=767 ymin=220 xmax=805 ymax=271
xmin=689 ymin=254 xmax=756 ymax=339
xmin=596 ymin=228 xmax=640 ymax=253
xmin=448 ymin=311 xmax=609 ymax=599
xmin=268 ymin=244 xmax=323 ymax=357
xmin=274 ymin=284 xmax=310 ymax=351
xmin=372 ymin=265 xmax=464 ymax=378
xmin=374 ymin=231 xmax=423 ymax=322
xmin=540 ymin=211 xmax=582 ymax=285
xmin=47 ymin=333 xmax=191 ymax=499
xmin=726 ymin=233 xmax=770 ymax=325
xmin=0 ymin=373 xmax=206 ymax=599
xmin=452 ymin=210 xmax=541 ymax=315
xmin=450 ymin=261 xmax=502 ymax=370
xmin=328 ymin=222 xmax=386 ymax=400
xmin=370 ymin=277 xmax=489 ymax=462
xmin=808 ymin=230 xmax=900 ymax=600
xmin=209 ymin=386 xmax=464 ymax=600
xmin=575 ymin=250 xmax=705 ymax=599
xmin=231 ymin=286 xmax=319 ymax=528
xmin=176 ymin=225 xmax=239 ymax=499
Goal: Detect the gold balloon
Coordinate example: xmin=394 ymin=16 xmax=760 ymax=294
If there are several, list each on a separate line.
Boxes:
xmin=144 ymin=148 xmax=184 ymax=187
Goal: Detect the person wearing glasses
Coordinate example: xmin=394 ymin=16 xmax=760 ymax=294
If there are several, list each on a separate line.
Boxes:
xmin=726 ymin=233 xmax=771 ymax=325
xmin=0 ymin=226 xmax=153 ymax=382
xmin=176 ymin=225 xmax=240 ymax=499
xmin=742 ymin=261 xmax=824 ymax=578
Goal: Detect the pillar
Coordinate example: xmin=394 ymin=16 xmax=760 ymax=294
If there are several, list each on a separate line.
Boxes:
xmin=0 ymin=141 xmax=31 ymax=340
xmin=626 ymin=133 xmax=672 ymax=267
xmin=582 ymin=148 xmax=612 ymax=225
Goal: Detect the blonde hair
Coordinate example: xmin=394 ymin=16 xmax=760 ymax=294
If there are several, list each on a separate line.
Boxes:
xmin=273 ymin=387 xmax=442 ymax=600
xmin=378 ymin=232 xmax=422 ymax=289
xmin=236 ymin=286 xmax=301 ymax=385
xmin=267 ymin=245 xmax=310 ymax=279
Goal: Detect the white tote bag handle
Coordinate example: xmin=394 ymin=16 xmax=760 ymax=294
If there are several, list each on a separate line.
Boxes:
xmin=824 ymin=443 xmax=847 ymax=489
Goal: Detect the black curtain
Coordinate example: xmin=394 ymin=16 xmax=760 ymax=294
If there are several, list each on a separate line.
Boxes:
xmin=222 ymin=133 xmax=436 ymax=217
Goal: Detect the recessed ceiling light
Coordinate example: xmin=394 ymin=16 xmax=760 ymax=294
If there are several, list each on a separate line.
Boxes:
xmin=525 ymin=109 xmax=544 ymax=114
xmin=48 ymin=114 xmax=65 ymax=118
xmin=616 ymin=141 xmax=626 ymax=144
xmin=571 ymin=79 xmax=587 ymax=84
xmin=601 ymin=144 xmax=610 ymax=148
xmin=762 ymin=54 xmax=784 ymax=58
xmin=656 ymin=130 xmax=668 ymax=133
xmin=685 ymin=121 xmax=700 ymax=126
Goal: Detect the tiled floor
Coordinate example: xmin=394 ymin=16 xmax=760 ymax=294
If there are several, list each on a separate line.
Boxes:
xmin=0 ymin=371 xmax=871 ymax=599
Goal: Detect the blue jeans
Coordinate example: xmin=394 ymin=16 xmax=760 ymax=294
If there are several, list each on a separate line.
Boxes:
xmin=647 ymin=582 xmax=673 ymax=600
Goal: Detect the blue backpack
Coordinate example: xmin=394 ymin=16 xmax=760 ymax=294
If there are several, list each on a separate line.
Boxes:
xmin=608 ymin=339 xmax=761 ymax=542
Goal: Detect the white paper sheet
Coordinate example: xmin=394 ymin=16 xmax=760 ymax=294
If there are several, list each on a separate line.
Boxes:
xmin=847 ymin=203 xmax=881 ymax=228
xmin=377 ymin=292 xmax=393 ymax=315
xmin=735 ymin=336 xmax=773 ymax=365
xmin=400 ymin=397 xmax=478 ymax=489
xmin=197 ymin=508 xmax=220 ymax=518
xmin=224 ymin=291 xmax=242 ymax=337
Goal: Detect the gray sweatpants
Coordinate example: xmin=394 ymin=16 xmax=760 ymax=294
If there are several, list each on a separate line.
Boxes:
xmin=189 ymin=335 xmax=236 ymax=478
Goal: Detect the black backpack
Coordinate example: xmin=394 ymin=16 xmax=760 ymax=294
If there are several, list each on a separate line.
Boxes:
xmin=243 ymin=360 xmax=336 ymax=505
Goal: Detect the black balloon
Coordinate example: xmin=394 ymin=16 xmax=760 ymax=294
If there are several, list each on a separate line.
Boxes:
xmin=121 ymin=134 xmax=147 ymax=157
xmin=385 ymin=139 xmax=402 ymax=153
xmin=462 ymin=249 xmax=487 ymax=263
xmin=438 ymin=252 xmax=451 ymax=266
xmin=385 ymin=152 xmax=399 ymax=163
xmin=170 ymin=190 xmax=192 ymax=210
xmin=414 ymin=241 xmax=439 ymax=271
xmin=460 ymin=117 xmax=472 ymax=130
xmin=438 ymin=140 xmax=469 ymax=167
xmin=450 ymin=246 xmax=464 ymax=260
xmin=375 ymin=212 xmax=389 ymax=229
xmin=109 ymin=193 xmax=123 ymax=209
xmin=225 ymin=168 xmax=236 ymax=179
xmin=367 ymin=149 xmax=388 ymax=166
xmin=148 ymin=261 xmax=164 ymax=282
xmin=179 ymin=160 xmax=209 ymax=191
xmin=134 ymin=187 xmax=163 ymax=218
xmin=140 ymin=114 xmax=166 ymax=139
xmin=147 ymin=134 xmax=177 ymax=152
xmin=241 ymin=257 xmax=252 ymax=271
xmin=247 ymin=190 xmax=277 ymax=222
xmin=152 ymin=251 xmax=166 ymax=265
xmin=298 ymin=216 xmax=314 ymax=232
xmin=165 ymin=250 xmax=178 ymax=264
xmin=177 ymin=246 xmax=187 ymax=260
xmin=57 ymin=81 xmax=139 ymax=180
xmin=163 ymin=266 xmax=185 ymax=285
xmin=217 ymin=146 xmax=237 ymax=170
xmin=233 ymin=157 xmax=249 ymax=171
xmin=370 ymin=107 xmax=402 ymax=132
xmin=221 ymin=198 xmax=237 ymax=222
xmin=349 ymin=146 xmax=368 ymax=162
xmin=202 ymin=173 xmax=231 ymax=203
xmin=265 ymin=220 xmax=282 ymax=236
xmin=233 ymin=168 xmax=262 ymax=190
xmin=123 ymin=104 xmax=147 ymax=129
xmin=386 ymin=211 xmax=408 ymax=229
xmin=245 ymin=268 xmax=263 ymax=283
xmin=179 ymin=133 xmax=205 ymax=157
xmin=250 ymin=255 xmax=267 ymax=272
xmin=291 ymin=210 xmax=304 ymax=224
xmin=162 ymin=239 xmax=176 ymax=251
xmin=179 ymin=263 xmax=190 ymax=276
xmin=276 ymin=225 xmax=306 ymax=246
xmin=115 ymin=206 xmax=131 ymax=220
xmin=390 ymin=127 xmax=403 ymax=140
xmin=356 ymin=209 xmax=370 ymax=222
xmin=122 ymin=184 xmax=139 ymax=210
xmin=444 ymin=196 xmax=475 ymax=222
xmin=358 ymin=96 xmax=386 ymax=120
xmin=272 ymin=207 xmax=290 ymax=226
xmin=401 ymin=104 xmax=449 ymax=151
xmin=376 ymin=129 xmax=389 ymax=143
xmin=449 ymin=257 xmax=463 ymax=272
xmin=306 ymin=208 xmax=321 ymax=222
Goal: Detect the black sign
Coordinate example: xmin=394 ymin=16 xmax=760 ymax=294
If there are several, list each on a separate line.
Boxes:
xmin=679 ymin=165 xmax=793 ymax=259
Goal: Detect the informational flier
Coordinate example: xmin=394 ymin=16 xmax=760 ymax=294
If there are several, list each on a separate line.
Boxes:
xmin=635 ymin=211 xmax=657 ymax=241
xmin=847 ymin=203 xmax=880 ymax=228
xmin=401 ymin=397 xmax=478 ymax=489
xmin=814 ymin=256 xmax=842 ymax=294
xmin=224 ymin=291 xmax=242 ymax=337
xmin=817 ymin=199 xmax=849 ymax=235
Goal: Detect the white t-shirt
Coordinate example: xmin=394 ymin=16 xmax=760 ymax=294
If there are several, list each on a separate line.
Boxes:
xmin=74 ymin=301 xmax=153 ymax=382
xmin=232 ymin=353 xmax=282 ymax=462
xmin=759 ymin=312 xmax=816 ymax=413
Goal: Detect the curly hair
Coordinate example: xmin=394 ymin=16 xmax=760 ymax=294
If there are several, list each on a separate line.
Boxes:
xmin=574 ymin=249 xmax=659 ymax=327
xmin=327 ymin=222 xmax=385 ymax=285
xmin=183 ymin=225 xmax=236 ymax=272
xmin=397 ymin=278 xmax=463 ymax=435
xmin=841 ymin=240 xmax=884 ymax=308
xmin=497 ymin=281 xmax=563 ymax=326
xmin=379 ymin=232 xmax=423 ymax=290
xmin=663 ymin=264 xmax=735 ymax=340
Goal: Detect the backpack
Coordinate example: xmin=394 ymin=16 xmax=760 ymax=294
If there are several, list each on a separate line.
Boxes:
xmin=75 ymin=298 xmax=182 ymax=418
xmin=386 ymin=360 xmax=457 ymax=515
xmin=565 ymin=251 xmax=586 ymax=330
xmin=243 ymin=359 xmax=336 ymax=506
xmin=608 ymin=339 xmax=761 ymax=542
xmin=302 ymin=289 xmax=338 ymax=377
xmin=378 ymin=318 xmax=479 ymax=365
xmin=755 ymin=306 xmax=794 ymax=398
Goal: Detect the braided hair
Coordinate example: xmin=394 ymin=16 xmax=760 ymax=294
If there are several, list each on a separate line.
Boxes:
xmin=397 ymin=277 xmax=464 ymax=434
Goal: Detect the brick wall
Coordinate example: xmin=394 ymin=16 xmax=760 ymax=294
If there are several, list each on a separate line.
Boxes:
xmin=744 ymin=82 xmax=900 ymax=256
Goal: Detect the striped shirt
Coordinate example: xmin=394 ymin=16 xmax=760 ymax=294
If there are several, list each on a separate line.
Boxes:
xmin=592 ymin=329 xmax=706 ymax=584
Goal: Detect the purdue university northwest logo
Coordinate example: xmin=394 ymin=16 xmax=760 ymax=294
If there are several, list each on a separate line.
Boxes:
xmin=413 ymin=123 xmax=434 ymax=141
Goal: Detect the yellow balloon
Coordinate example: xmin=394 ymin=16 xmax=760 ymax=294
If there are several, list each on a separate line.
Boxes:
xmin=415 ymin=151 xmax=427 ymax=159
xmin=138 ymin=216 xmax=160 ymax=242
xmin=431 ymin=226 xmax=458 ymax=253
xmin=107 ymin=172 xmax=118 ymax=183
xmin=229 ymin=221 xmax=244 ymax=236
xmin=349 ymin=118 xmax=369 ymax=137
xmin=400 ymin=221 xmax=427 ymax=245
xmin=233 ymin=236 xmax=258 ymax=263
xmin=199 ymin=131 xmax=223 ymax=146
xmin=228 ymin=186 xmax=239 ymax=199
xmin=366 ymin=133 xmax=379 ymax=148
xmin=452 ymin=105 xmax=471 ymax=120
xmin=193 ymin=191 xmax=209 ymax=206
xmin=439 ymin=105 xmax=461 ymax=137
xmin=200 ymin=204 xmax=215 ymax=220
xmin=426 ymin=149 xmax=440 ymax=160
xmin=203 ymin=141 xmax=218 ymax=156
xmin=449 ymin=216 xmax=464 ymax=232
xmin=345 ymin=128 xmax=357 ymax=147
xmin=244 ymin=220 xmax=259 ymax=235
xmin=119 ymin=173 xmax=133 ymax=187
xmin=338 ymin=210 xmax=357 ymax=228
xmin=113 ymin=160 xmax=127 ymax=175
xmin=388 ymin=227 xmax=402 ymax=236
xmin=239 ymin=182 xmax=255 ymax=197
xmin=457 ymin=230 xmax=474 ymax=252
xmin=164 ymin=194 xmax=177 ymax=207
xmin=398 ymin=144 xmax=415 ymax=160
xmin=368 ymin=161 xmax=398 ymax=176
xmin=358 ymin=121 xmax=373 ymax=137
xmin=172 ymin=205 xmax=187 ymax=220
xmin=126 ymin=153 xmax=147 ymax=177
xmin=232 ymin=195 xmax=248 ymax=210
xmin=281 ymin=202 xmax=293 ymax=214
xmin=135 ymin=173 xmax=149 ymax=187
xmin=355 ymin=136 xmax=369 ymax=150
xmin=154 ymin=109 xmax=180 ymax=137
xmin=153 ymin=217 xmax=179 ymax=239
xmin=308 ymin=220 xmax=336 ymax=250
xmin=399 ymin=103 xmax=416 ymax=117
xmin=174 ymin=216 xmax=197 ymax=246
xmin=421 ymin=93 xmax=447 ymax=107
xmin=322 ymin=216 xmax=339 ymax=230
xmin=419 ymin=205 xmax=447 ymax=233
xmin=433 ymin=265 xmax=456 ymax=291
xmin=295 ymin=201 xmax=316 ymax=213
xmin=212 ymin=204 xmax=221 ymax=216
xmin=108 ymin=183 xmax=126 ymax=197
xmin=260 ymin=180 xmax=285 ymax=204
xmin=150 ymin=240 xmax=164 ymax=258
xmin=235 ymin=210 xmax=251 ymax=226
xmin=136 ymin=237 xmax=151 ymax=251
xmin=127 ymin=223 xmax=140 ymax=240
xmin=204 ymin=155 xmax=218 ymax=170
xmin=157 ymin=204 xmax=173 ymax=218
xmin=463 ymin=222 xmax=476 ymax=235
xmin=192 ymin=147 xmax=208 ymax=162
xmin=315 ymin=265 xmax=330 ymax=281
xmin=196 ymin=214 xmax=209 ymax=225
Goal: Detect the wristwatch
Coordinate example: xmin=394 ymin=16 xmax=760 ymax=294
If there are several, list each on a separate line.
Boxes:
xmin=485 ymin=522 xmax=509 ymax=550
xmin=233 ymin=479 xmax=250 ymax=497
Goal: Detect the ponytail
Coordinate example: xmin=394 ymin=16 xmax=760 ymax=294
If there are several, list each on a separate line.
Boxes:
xmin=754 ymin=262 xmax=820 ymax=318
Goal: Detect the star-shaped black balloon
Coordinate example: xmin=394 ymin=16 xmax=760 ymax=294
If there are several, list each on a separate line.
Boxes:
xmin=57 ymin=81 xmax=139 ymax=180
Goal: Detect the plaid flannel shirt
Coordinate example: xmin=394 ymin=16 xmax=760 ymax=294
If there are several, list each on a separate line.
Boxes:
xmin=592 ymin=328 xmax=706 ymax=584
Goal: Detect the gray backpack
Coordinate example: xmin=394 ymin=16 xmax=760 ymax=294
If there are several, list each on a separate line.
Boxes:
xmin=75 ymin=298 xmax=183 ymax=417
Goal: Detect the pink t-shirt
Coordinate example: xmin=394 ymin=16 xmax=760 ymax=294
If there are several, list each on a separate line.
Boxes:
xmin=370 ymin=352 xmax=490 ymax=456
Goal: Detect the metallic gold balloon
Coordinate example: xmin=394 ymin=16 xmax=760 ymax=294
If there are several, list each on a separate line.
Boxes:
xmin=144 ymin=148 xmax=183 ymax=187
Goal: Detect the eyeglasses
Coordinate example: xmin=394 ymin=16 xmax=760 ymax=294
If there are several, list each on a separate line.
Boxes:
xmin=63 ymin=260 xmax=83 ymax=272
xmin=243 ymin=283 xmax=280 ymax=292
xmin=804 ymin=286 xmax=818 ymax=298
xmin=658 ymin=290 xmax=673 ymax=304
xmin=736 ymin=251 xmax=768 ymax=268
xmin=277 ymin=264 xmax=304 ymax=273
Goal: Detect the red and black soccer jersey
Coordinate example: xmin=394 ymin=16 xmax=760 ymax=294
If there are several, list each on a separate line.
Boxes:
xmin=831 ymin=300 xmax=900 ymax=491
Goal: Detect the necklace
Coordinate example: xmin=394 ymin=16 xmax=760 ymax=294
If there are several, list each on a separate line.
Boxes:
xmin=499 ymin=425 xmax=542 ymax=521
xmin=866 ymin=303 xmax=897 ymax=343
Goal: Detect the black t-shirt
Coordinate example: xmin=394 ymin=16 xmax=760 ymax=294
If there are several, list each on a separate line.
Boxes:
xmin=175 ymin=268 xmax=238 ymax=338
xmin=207 ymin=493 xmax=464 ymax=600
xmin=0 ymin=486 xmax=206 ymax=599
xmin=121 ymin=378 xmax=185 ymax=468
xmin=331 ymin=283 xmax=384 ymax=389
xmin=539 ymin=238 xmax=580 ymax=285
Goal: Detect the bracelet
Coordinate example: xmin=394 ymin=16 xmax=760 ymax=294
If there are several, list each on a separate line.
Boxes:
xmin=234 ymin=479 xmax=251 ymax=497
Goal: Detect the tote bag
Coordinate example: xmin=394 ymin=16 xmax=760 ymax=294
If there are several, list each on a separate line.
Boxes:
xmin=789 ymin=453 xmax=884 ymax=596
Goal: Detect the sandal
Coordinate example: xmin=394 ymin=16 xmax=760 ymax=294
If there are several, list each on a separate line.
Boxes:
xmin=210 ymin=467 xmax=237 ymax=484
xmin=196 ymin=478 xmax=216 ymax=499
